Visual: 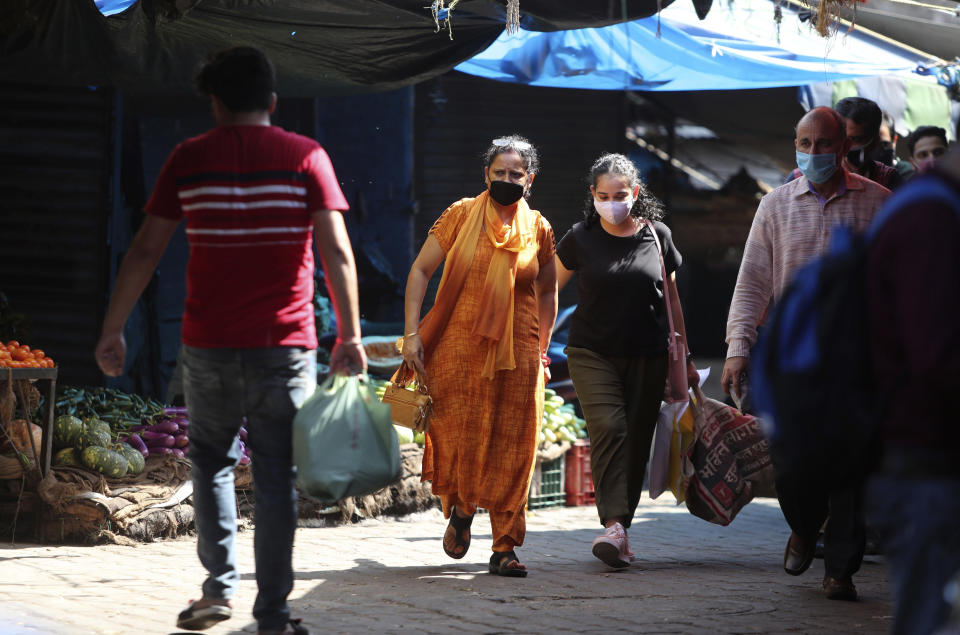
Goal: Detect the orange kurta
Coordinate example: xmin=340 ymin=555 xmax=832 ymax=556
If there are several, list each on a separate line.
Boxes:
xmin=422 ymin=197 xmax=555 ymax=531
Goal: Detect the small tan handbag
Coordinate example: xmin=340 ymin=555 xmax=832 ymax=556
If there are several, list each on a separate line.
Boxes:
xmin=380 ymin=362 xmax=432 ymax=433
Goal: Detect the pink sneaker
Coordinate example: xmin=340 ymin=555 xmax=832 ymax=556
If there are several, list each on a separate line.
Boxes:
xmin=592 ymin=522 xmax=631 ymax=569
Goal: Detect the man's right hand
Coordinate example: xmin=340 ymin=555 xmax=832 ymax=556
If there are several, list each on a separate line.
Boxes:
xmin=95 ymin=331 xmax=127 ymax=377
xmin=329 ymin=338 xmax=367 ymax=375
xmin=721 ymin=356 xmax=749 ymax=398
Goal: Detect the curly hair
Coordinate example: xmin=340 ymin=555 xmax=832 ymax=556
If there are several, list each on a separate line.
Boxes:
xmin=583 ymin=153 xmax=664 ymax=226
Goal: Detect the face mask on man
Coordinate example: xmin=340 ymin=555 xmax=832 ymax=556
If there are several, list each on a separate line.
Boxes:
xmin=796 ymin=150 xmax=839 ymax=184
xmin=594 ymin=198 xmax=633 ymax=225
xmin=489 ymin=180 xmax=525 ymax=206
xmin=872 ymin=142 xmax=895 ymax=167
xmin=914 ymin=157 xmax=937 ymax=174
xmin=846 ymin=145 xmax=868 ymax=169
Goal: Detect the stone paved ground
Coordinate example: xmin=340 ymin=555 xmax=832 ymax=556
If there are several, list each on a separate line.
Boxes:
xmin=0 ymin=493 xmax=891 ymax=634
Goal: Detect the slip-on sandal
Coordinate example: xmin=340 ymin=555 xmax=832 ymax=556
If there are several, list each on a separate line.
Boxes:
xmin=442 ymin=506 xmax=474 ymax=559
xmin=488 ymin=550 xmax=528 ymax=578
xmin=176 ymin=598 xmax=232 ymax=631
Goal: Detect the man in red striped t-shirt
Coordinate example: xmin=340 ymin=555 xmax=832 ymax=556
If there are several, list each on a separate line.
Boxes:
xmin=95 ymin=47 xmax=364 ymax=635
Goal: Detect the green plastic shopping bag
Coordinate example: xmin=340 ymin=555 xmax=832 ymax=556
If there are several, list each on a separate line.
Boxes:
xmin=293 ymin=373 xmax=401 ymax=503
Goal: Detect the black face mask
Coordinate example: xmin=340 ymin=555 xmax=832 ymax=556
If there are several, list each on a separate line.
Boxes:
xmin=489 ymin=180 xmax=525 ymax=206
xmin=872 ymin=142 xmax=895 ymax=167
xmin=847 ymin=146 xmax=867 ymax=169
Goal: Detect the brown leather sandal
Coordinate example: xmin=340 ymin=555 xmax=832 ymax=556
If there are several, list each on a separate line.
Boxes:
xmin=488 ymin=550 xmax=528 ymax=577
xmin=442 ymin=506 xmax=474 ymax=559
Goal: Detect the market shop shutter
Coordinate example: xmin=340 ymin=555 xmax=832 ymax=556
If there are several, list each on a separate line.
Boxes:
xmin=0 ymin=82 xmax=115 ymax=387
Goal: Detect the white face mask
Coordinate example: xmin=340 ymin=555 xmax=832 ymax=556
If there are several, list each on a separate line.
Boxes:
xmin=594 ymin=198 xmax=633 ymax=225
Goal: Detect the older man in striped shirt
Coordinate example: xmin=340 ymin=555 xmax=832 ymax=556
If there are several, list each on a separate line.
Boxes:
xmin=721 ymin=107 xmax=890 ymax=602
xmin=95 ymin=47 xmax=364 ymax=635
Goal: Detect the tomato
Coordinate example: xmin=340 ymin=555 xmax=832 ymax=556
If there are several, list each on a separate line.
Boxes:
xmin=6 ymin=341 xmax=19 ymax=348
xmin=33 ymin=349 xmax=45 ymax=359
xmin=11 ymin=350 xmax=29 ymax=362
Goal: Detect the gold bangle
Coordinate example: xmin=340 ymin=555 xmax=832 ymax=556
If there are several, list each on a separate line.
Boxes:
xmin=404 ymin=332 xmax=419 ymax=338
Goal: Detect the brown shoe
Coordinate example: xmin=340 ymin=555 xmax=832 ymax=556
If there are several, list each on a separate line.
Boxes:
xmin=823 ymin=576 xmax=858 ymax=601
xmin=783 ymin=532 xmax=815 ymax=576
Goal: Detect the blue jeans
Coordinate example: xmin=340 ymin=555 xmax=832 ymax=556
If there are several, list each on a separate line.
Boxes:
xmin=867 ymin=474 xmax=960 ymax=635
xmin=182 ymin=345 xmax=316 ymax=631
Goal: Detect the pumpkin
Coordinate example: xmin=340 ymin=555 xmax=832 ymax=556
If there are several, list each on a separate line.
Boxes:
xmin=0 ymin=418 xmax=43 ymax=456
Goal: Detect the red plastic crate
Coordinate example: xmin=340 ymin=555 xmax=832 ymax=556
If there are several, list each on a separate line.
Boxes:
xmin=565 ymin=439 xmax=595 ymax=506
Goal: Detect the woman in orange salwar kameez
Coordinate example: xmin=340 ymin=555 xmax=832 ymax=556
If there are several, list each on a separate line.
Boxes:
xmin=399 ymin=135 xmax=558 ymax=577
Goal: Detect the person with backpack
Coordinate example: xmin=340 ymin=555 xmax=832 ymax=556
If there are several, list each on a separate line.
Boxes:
xmin=721 ymin=107 xmax=890 ymax=600
xmin=864 ymin=147 xmax=960 ymax=633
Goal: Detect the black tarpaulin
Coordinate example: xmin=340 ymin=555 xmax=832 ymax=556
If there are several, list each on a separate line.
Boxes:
xmin=0 ymin=0 xmax=677 ymax=97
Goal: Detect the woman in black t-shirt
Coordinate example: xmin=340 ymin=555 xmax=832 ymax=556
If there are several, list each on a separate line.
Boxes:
xmin=554 ymin=153 xmax=697 ymax=569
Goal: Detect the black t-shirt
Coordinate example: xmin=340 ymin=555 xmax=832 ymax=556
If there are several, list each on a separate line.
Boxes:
xmin=556 ymin=219 xmax=682 ymax=357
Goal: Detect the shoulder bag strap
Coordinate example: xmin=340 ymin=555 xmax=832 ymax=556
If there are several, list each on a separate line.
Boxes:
xmin=644 ymin=219 xmax=682 ymax=365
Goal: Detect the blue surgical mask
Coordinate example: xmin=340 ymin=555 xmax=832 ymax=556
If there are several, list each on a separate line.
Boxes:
xmin=796 ymin=150 xmax=839 ymax=184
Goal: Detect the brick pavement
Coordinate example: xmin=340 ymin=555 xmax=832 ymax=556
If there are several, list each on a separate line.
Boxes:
xmin=0 ymin=493 xmax=891 ymax=634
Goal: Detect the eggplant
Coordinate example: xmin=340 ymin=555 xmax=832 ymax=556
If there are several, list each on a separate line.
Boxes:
xmin=239 ymin=454 xmax=251 ymax=466
xmin=163 ymin=407 xmax=189 ymax=415
xmin=150 ymin=446 xmax=175 ymax=455
xmin=122 ymin=433 xmax=150 ymax=457
xmin=147 ymin=420 xmax=180 ymax=435
xmin=171 ymin=448 xmax=185 ymax=458
xmin=174 ymin=433 xmax=189 ymax=448
xmin=238 ymin=426 xmax=248 ymax=441
xmin=143 ymin=431 xmax=176 ymax=448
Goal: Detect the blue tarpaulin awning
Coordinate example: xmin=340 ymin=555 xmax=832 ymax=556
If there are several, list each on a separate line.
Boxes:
xmin=455 ymin=0 xmax=939 ymax=91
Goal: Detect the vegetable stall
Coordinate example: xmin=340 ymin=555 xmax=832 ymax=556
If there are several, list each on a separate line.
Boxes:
xmin=1 ymin=333 xmax=592 ymax=544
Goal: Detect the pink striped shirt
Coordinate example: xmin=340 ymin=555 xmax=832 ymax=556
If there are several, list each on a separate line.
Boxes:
xmin=725 ymin=170 xmax=890 ymax=358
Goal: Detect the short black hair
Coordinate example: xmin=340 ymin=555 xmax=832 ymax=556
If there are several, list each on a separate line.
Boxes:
xmin=904 ymin=125 xmax=948 ymax=156
xmin=195 ymin=47 xmax=276 ymax=113
xmin=835 ymin=97 xmax=882 ymax=137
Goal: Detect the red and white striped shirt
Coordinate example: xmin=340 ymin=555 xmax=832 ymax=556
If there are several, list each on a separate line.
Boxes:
xmin=146 ymin=125 xmax=348 ymax=349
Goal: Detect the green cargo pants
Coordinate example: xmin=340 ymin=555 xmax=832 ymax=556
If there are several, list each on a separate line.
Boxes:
xmin=566 ymin=346 xmax=667 ymax=528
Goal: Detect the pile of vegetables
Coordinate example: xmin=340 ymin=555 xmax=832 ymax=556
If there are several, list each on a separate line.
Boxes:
xmin=0 ymin=340 xmax=55 ymax=369
xmin=120 ymin=407 xmax=190 ymax=460
xmin=52 ymin=415 xmax=145 ymax=478
xmin=120 ymin=408 xmax=251 ymax=466
xmin=52 ymin=386 xmax=170 ymax=477
xmin=52 ymin=388 xmax=253 ymax=478
xmin=540 ymin=388 xmax=587 ymax=446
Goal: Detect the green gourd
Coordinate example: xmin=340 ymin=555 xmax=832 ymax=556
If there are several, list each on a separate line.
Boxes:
xmin=81 ymin=446 xmax=129 ymax=479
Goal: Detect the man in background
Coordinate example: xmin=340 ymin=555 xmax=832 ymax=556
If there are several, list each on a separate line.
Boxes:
xmin=722 ymin=107 xmax=889 ymax=601
xmin=905 ymin=125 xmax=949 ymax=175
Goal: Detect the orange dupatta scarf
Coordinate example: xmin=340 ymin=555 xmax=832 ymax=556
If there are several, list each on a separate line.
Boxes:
xmin=402 ymin=190 xmax=535 ymax=381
